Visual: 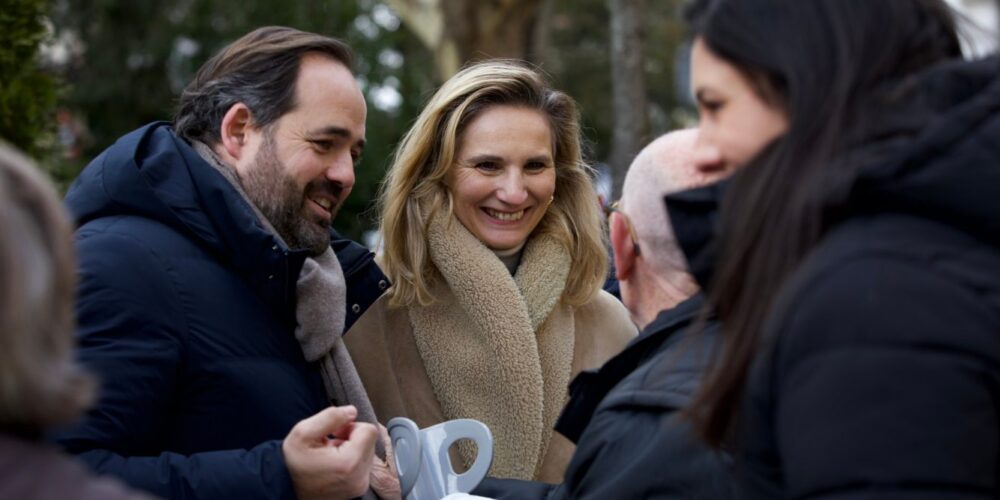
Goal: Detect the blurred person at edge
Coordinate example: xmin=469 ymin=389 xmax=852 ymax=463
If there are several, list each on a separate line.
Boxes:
xmin=685 ymin=0 xmax=1000 ymax=498
xmin=474 ymin=129 xmax=735 ymax=499
xmin=52 ymin=27 xmax=398 ymax=500
xmin=0 ymin=143 xmax=152 ymax=500
xmin=344 ymin=60 xmax=637 ymax=483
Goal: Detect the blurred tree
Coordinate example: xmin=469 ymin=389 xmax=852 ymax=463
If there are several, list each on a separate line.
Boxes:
xmin=0 ymin=0 xmax=58 ymax=158
xmin=538 ymin=0 xmax=689 ymax=197
xmin=49 ymin=1 xmax=690 ymax=235
xmin=49 ymin=0 xmax=435 ymax=239
xmin=384 ymin=0 xmax=544 ymax=80
xmin=385 ymin=0 xmax=688 ymax=199
xmin=607 ymin=0 xmax=649 ymax=195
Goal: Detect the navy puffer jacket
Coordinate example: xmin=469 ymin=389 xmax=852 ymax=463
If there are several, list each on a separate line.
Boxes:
xmin=53 ymin=122 xmax=386 ymax=499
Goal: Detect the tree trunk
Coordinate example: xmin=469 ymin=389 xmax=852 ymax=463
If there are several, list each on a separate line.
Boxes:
xmin=606 ymin=0 xmax=648 ymax=199
xmin=385 ymin=0 xmax=544 ymax=81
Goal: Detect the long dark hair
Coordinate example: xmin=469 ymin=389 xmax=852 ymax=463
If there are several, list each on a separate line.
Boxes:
xmin=684 ymin=0 xmax=963 ymax=446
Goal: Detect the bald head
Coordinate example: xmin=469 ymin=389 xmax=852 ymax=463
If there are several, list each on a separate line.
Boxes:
xmin=620 ymin=129 xmax=715 ymax=276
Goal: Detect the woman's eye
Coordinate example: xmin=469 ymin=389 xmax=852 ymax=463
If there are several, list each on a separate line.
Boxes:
xmin=700 ymin=100 xmax=723 ymax=114
xmin=525 ymin=161 xmax=549 ymax=172
xmin=475 ymin=161 xmax=500 ymax=171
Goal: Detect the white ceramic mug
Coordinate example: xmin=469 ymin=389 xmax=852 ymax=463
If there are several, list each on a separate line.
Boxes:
xmin=388 ymin=417 xmax=493 ymax=500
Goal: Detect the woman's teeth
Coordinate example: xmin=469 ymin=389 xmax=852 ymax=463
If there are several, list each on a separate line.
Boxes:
xmin=485 ymin=208 xmax=525 ymax=221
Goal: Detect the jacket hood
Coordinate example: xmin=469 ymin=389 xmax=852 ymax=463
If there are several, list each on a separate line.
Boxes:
xmin=848 ymin=56 xmax=1000 ymax=249
xmin=65 ymin=122 xmax=310 ymax=310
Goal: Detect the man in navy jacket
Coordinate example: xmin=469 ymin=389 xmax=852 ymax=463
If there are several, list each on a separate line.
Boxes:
xmin=476 ymin=130 xmax=732 ymax=499
xmin=54 ymin=27 xmax=392 ymax=500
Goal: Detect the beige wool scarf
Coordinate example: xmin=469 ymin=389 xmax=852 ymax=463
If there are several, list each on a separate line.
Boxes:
xmin=192 ymin=142 xmax=381 ymax=459
xmin=410 ymin=213 xmax=576 ymax=480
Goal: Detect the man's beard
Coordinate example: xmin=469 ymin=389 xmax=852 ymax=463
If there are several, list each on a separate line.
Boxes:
xmin=240 ymin=131 xmax=340 ymax=257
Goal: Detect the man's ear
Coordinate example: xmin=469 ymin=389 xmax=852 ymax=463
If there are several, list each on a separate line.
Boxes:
xmin=610 ymin=212 xmax=636 ymax=281
xmin=218 ymin=103 xmax=254 ymax=162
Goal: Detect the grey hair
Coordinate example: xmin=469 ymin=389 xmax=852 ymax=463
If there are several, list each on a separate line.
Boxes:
xmin=621 ymin=129 xmax=706 ymax=275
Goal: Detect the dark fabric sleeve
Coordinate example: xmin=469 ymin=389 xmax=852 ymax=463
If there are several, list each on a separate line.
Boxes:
xmin=476 ymin=407 xmax=731 ymax=500
xmin=559 ymin=408 xmax=731 ymax=499
xmin=78 ymin=441 xmax=293 ymax=500
xmin=474 ymin=477 xmax=557 ymax=500
xmin=53 ymin=229 xmax=295 ymax=500
xmin=768 ymin=257 xmax=999 ymax=499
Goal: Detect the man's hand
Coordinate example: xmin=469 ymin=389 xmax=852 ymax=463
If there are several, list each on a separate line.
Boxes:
xmin=370 ymin=424 xmax=402 ymax=500
xmin=283 ymin=405 xmax=378 ymax=500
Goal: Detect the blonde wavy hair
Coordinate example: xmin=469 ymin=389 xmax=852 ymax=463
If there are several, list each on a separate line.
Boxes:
xmin=379 ymin=60 xmax=607 ymax=308
xmin=0 ymin=143 xmax=94 ymax=436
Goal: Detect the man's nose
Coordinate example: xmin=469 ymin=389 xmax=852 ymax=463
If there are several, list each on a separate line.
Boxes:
xmin=326 ymin=151 xmax=356 ymax=189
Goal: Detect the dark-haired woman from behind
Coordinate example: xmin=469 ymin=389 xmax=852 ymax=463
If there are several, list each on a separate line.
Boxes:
xmin=685 ymin=0 xmax=1000 ymax=498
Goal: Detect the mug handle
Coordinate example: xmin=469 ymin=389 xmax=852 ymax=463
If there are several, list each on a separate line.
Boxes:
xmin=387 ymin=417 xmax=422 ymax=496
xmin=434 ymin=419 xmax=494 ymax=493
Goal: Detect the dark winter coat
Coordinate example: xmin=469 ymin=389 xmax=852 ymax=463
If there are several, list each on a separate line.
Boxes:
xmin=52 ymin=122 xmax=387 ymax=500
xmin=474 ymin=294 xmax=732 ymax=499
xmin=737 ymin=57 xmax=1000 ymax=498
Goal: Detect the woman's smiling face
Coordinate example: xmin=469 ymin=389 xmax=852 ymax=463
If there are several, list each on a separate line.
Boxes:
xmin=690 ymin=36 xmax=788 ymax=173
xmin=446 ymin=105 xmax=557 ymax=251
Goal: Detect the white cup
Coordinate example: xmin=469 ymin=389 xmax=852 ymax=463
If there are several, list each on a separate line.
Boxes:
xmin=388 ymin=417 xmax=493 ymax=500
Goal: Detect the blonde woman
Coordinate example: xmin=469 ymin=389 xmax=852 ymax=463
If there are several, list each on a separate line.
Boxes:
xmin=345 ymin=60 xmax=636 ymax=482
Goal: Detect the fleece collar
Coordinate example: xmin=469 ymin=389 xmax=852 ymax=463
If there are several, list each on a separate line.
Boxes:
xmin=408 ymin=212 xmax=573 ymax=479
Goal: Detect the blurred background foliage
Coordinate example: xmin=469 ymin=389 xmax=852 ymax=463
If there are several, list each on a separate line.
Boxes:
xmin=7 ymin=0 xmax=694 ymax=240
xmin=1 ymin=0 xmax=58 ymax=159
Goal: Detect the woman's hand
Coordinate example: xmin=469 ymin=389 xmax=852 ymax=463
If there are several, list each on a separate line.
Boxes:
xmin=370 ymin=424 xmax=402 ymax=500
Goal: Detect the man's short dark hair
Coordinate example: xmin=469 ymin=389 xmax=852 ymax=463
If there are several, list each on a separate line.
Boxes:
xmin=174 ymin=26 xmax=354 ymax=145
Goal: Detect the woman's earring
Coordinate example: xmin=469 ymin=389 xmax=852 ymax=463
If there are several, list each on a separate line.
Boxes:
xmin=548 ymin=195 xmax=555 ymax=207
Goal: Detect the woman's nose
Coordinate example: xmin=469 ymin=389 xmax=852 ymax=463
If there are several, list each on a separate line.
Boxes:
xmin=692 ymin=130 xmax=726 ymax=176
xmin=497 ymin=170 xmax=528 ymax=205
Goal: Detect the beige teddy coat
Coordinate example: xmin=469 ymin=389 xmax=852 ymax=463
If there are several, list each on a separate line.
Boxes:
xmin=344 ymin=216 xmax=636 ymax=482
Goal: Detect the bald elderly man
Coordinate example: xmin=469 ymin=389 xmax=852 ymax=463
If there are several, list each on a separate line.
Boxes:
xmin=475 ymin=129 xmax=732 ymax=499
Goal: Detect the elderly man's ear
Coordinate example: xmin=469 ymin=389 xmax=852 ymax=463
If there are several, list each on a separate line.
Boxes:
xmin=610 ymin=212 xmax=637 ymax=281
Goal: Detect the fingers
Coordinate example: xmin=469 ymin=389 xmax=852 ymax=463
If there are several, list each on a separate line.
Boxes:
xmin=283 ymin=406 xmax=379 ymax=499
xmin=341 ymin=421 xmax=378 ymax=458
xmin=378 ymin=424 xmax=397 ymax=474
xmin=369 ymin=432 xmax=403 ymax=500
xmin=290 ymin=405 xmax=357 ymax=444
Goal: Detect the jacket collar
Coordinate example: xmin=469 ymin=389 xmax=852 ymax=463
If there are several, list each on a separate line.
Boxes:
xmin=555 ymin=293 xmax=707 ymax=443
xmin=664 ymin=182 xmax=725 ymax=291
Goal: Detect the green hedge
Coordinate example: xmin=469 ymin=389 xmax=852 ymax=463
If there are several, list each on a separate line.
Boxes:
xmin=0 ymin=0 xmax=57 ymax=158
